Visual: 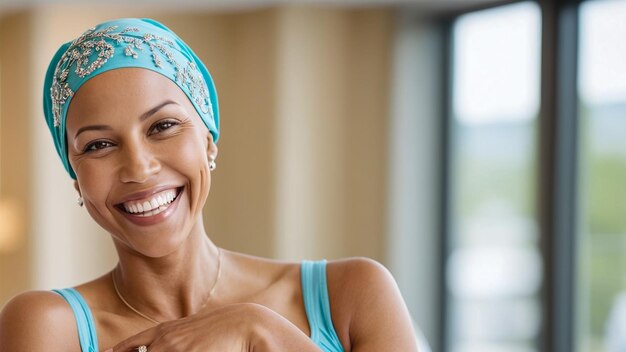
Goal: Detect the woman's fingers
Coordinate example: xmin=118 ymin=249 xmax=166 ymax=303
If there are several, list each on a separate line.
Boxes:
xmin=106 ymin=324 xmax=162 ymax=352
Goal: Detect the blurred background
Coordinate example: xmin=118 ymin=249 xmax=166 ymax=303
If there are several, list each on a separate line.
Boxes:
xmin=0 ymin=0 xmax=625 ymax=351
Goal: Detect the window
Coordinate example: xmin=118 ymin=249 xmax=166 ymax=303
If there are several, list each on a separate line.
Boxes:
xmin=577 ymin=1 xmax=626 ymax=351
xmin=446 ymin=2 xmax=542 ymax=351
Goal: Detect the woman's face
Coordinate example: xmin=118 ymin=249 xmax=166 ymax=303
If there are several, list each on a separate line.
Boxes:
xmin=66 ymin=68 xmax=217 ymax=257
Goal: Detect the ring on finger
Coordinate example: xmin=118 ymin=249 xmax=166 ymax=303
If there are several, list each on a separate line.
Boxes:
xmin=135 ymin=346 xmax=148 ymax=352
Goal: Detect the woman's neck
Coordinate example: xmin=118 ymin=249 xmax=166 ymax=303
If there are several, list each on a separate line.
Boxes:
xmin=112 ymin=223 xmax=222 ymax=323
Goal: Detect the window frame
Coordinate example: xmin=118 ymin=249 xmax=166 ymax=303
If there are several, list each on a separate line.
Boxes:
xmin=437 ymin=0 xmax=583 ymax=351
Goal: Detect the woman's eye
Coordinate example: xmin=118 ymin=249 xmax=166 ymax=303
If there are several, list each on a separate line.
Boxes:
xmin=84 ymin=140 xmax=113 ymax=153
xmin=149 ymin=120 xmax=179 ymax=135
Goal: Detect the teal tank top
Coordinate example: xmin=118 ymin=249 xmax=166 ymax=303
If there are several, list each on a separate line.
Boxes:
xmin=52 ymin=288 xmax=99 ymax=352
xmin=53 ymin=260 xmax=344 ymax=352
xmin=300 ymin=260 xmax=344 ymax=351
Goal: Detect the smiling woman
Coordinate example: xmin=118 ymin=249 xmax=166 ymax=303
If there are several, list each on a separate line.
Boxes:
xmin=0 ymin=18 xmax=417 ymax=352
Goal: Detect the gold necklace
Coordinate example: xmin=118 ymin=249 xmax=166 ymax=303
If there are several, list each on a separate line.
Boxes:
xmin=112 ymin=248 xmax=223 ymax=324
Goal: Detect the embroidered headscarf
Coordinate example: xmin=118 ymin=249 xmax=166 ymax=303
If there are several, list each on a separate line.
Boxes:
xmin=43 ymin=18 xmax=220 ymax=179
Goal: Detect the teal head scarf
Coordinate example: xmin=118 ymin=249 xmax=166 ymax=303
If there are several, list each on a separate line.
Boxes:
xmin=43 ymin=18 xmax=220 ymax=179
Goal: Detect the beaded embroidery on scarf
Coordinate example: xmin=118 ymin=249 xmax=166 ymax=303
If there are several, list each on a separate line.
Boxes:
xmin=50 ymin=25 xmax=211 ymax=127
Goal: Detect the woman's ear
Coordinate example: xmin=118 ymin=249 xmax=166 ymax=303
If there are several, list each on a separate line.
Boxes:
xmin=74 ymin=180 xmax=84 ymax=207
xmin=207 ymin=134 xmax=218 ymax=163
xmin=73 ymin=180 xmax=81 ymax=196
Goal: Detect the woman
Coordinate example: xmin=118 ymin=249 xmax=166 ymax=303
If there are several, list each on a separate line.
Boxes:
xmin=0 ymin=18 xmax=417 ymax=352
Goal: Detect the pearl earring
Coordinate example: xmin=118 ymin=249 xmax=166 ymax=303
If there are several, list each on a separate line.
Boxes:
xmin=77 ymin=196 xmax=84 ymax=207
xmin=209 ymin=161 xmax=216 ymax=171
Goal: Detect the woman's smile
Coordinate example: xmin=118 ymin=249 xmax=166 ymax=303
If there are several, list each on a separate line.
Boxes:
xmin=115 ymin=186 xmax=184 ymax=226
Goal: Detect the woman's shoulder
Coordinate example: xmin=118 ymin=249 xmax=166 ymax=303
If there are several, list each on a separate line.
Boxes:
xmin=0 ymin=290 xmax=80 ymax=351
xmin=326 ymin=256 xmax=394 ymax=293
xmin=234 ymin=253 xmax=389 ymax=277
xmin=325 ymin=257 xmax=417 ymax=351
xmin=0 ymin=290 xmax=76 ymax=327
xmin=226 ymin=251 xmax=302 ymax=283
xmin=235 ymin=254 xmax=392 ymax=292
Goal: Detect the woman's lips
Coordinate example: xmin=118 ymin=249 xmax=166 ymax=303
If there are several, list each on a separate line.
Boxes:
xmin=115 ymin=187 xmax=183 ymax=225
xmin=121 ymin=188 xmax=179 ymax=215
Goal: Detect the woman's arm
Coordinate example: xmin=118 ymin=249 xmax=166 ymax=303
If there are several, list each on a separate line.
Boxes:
xmin=0 ymin=291 xmax=79 ymax=352
xmin=248 ymin=304 xmax=322 ymax=351
xmin=328 ymin=258 xmax=419 ymax=352
xmin=109 ymin=302 xmax=321 ymax=352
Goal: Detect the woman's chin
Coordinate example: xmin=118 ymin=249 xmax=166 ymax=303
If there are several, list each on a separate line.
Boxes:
xmin=105 ymin=188 xmax=202 ymax=257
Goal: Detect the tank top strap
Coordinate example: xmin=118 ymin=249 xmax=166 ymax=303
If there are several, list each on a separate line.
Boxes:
xmin=300 ymin=260 xmax=345 ymax=352
xmin=53 ymin=288 xmax=99 ymax=352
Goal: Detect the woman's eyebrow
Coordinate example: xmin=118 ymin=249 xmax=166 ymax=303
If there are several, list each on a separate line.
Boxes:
xmin=74 ymin=124 xmax=111 ymax=139
xmin=73 ymin=100 xmax=180 ymax=139
xmin=140 ymin=100 xmax=179 ymax=121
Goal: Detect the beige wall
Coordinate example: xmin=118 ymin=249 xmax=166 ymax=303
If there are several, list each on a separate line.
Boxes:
xmin=0 ymin=5 xmax=392 ymax=306
xmin=0 ymin=11 xmax=34 ymax=306
xmin=275 ymin=7 xmax=391 ymax=260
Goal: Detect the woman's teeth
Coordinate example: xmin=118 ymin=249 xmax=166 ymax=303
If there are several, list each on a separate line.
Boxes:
xmin=122 ymin=189 xmax=178 ymax=217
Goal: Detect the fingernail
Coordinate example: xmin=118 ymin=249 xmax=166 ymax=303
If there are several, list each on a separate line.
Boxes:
xmin=104 ymin=349 xmax=112 ymax=352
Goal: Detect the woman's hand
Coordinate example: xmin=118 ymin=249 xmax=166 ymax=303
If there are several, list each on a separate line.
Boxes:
xmin=106 ymin=303 xmax=321 ymax=352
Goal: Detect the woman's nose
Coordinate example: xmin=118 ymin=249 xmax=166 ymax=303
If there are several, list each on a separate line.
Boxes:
xmin=118 ymin=142 xmax=162 ymax=183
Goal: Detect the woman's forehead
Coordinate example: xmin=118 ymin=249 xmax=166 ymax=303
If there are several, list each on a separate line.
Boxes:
xmin=66 ymin=68 xmax=194 ymax=126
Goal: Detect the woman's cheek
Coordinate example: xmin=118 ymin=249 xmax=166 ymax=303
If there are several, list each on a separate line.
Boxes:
xmin=75 ymin=159 xmax=116 ymax=211
xmin=167 ymin=134 xmax=211 ymax=212
xmin=73 ymin=163 xmax=119 ymax=235
xmin=169 ymin=134 xmax=209 ymax=174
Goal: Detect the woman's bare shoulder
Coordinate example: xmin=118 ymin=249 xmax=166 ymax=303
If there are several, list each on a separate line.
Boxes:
xmin=0 ymin=290 xmax=79 ymax=352
xmin=226 ymin=250 xmax=301 ymax=281
xmin=326 ymin=256 xmax=394 ymax=294
xmin=326 ymin=257 xmax=418 ymax=351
